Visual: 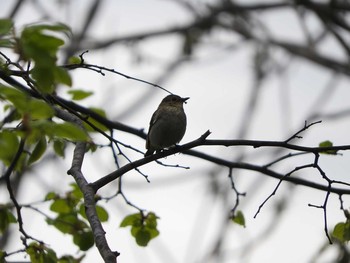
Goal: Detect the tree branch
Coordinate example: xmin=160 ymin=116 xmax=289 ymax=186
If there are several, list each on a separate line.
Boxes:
xmin=56 ymin=108 xmax=119 ymax=263
xmin=90 ymin=130 xmax=350 ymax=195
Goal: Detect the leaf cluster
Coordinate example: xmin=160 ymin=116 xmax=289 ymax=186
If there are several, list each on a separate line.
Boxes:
xmin=45 ymin=184 xmax=109 ymax=251
xmin=25 ymin=242 xmax=84 ymax=263
xmin=120 ymin=212 xmax=160 ymax=247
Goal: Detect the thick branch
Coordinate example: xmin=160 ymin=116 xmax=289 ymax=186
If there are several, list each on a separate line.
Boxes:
xmin=56 ymin=109 xmax=118 ymax=263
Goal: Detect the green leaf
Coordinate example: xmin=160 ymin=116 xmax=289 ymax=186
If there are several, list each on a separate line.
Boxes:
xmin=120 ymin=213 xmax=142 ymax=228
xmin=147 ymin=228 xmax=160 ymax=239
xmin=70 ymin=183 xmax=84 ymax=200
xmin=319 ymin=140 xmax=333 ymax=148
xmin=24 ymin=23 xmax=71 ymax=37
xmin=0 ymin=250 xmax=6 ymax=262
xmin=332 ymin=221 xmax=350 ymax=242
xmin=79 ymin=204 xmax=108 ymax=222
xmin=73 ymin=231 xmax=94 ymax=251
xmin=232 ymin=210 xmax=246 ymax=227
xmin=135 ymin=228 xmax=151 ymax=247
xmin=28 ymin=119 xmax=55 ymax=143
xmin=0 ymin=207 xmax=17 ymax=233
xmin=68 ymin=56 xmax=81 ymax=64
xmin=29 ymin=99 xmax=55 ymax=119
xmin=31 ymin=64 xmax=56 ymax=93
xmin=50 ymin=199 xmax=72 ymax=214
xmin=0 ymin=19 xmax=13 ymax=35
xmin=0 ymin=85 xmax=28 ymax=112
xmin=20 ymin=23 xmax=72 ymax=93
xmin=53 ymin=139 xmax=66 ymax=157
xmin=121 ymin=212 xmax=159 ymax=247
xmin=145 ymin=212 xmax=158 ymax=229
xmin=319 ymin=140 xmax=338 ymax=155
xmin=45 ymin=192 xmax=57 ymax=201
xmin=26 ymin=242 xmax=58 ymax=263
xmin=0 ymin=130 xmax=20 ymax=165
xmin=21 ymin=27 xmax=65 ymax=56
xmin=52 ymin=122 xmax=88 ymax=141
xmin=96 ymin=205 xmax=109 ymax=222
xmin=0 ymin=86 xmax=54 ymax=118
xmin=54 ymin=67 xmax=72 ymax=87
xmin=68 ymin=90 xmax=93 ymax=101
xmin=28 ymin=137 xmax=47 ymax=165
xmin=84 ymin=108 xmax=108 ymax=132
xmin=47 ymin=214 xmax=87 ymax=234
xmin=29 ymin=120 xmax=88 ymax=143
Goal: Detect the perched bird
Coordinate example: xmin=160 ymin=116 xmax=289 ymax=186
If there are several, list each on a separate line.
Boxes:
xmin=145 ymin=94 xmax=189 ymax=156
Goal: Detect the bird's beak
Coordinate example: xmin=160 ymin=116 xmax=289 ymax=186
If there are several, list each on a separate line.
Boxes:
xmin=182 ymin=97 xmax=190 ymax=104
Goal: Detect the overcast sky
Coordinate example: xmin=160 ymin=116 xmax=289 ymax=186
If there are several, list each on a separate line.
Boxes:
xmin=1 ymin=1 xmax=350 ymax=262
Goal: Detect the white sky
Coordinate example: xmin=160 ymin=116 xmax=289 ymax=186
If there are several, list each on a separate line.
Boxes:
xmin=1 ymin=1 xmax=350 ymax=262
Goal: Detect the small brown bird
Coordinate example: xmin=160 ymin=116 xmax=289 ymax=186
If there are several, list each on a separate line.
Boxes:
xmin=145 ymin=94 xmax=189 ymax=156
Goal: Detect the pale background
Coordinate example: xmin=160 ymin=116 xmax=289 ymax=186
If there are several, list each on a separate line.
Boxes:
xmin=1 ymin=1 xmax=350 ymax=262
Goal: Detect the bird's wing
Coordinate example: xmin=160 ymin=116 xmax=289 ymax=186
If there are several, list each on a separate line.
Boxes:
xmin=146 ymin=110 xmax=159 ymax=149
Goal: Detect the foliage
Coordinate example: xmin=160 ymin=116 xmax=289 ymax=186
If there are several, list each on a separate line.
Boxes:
xmin=232 ymin=210 xmax=246 ymax=228
xmin=0 ymin=19 xmax=96 ymax=261
xmin=332 ymin=222 xmax=350 ymax=243
xmin=120 ymin=212 xmax=160 ymax=247
xmin=45 ymin=184 xmax=109 ymax=251
xmin=20 ymin=23 xmax=72 ymax=93
xmin=319 ymin=140 xmax=338 ymax=155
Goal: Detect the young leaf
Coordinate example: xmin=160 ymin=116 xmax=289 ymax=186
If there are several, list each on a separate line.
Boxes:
xmin=20 ymin=23 xmax=72 ymax=93
xmin=319 ymin=140 xmax=338 ymax=155
xmin=68 ymin=56 xmax=82 ymax=64
xmin=332 ymin=221 xmax=350 ymax=242
xmin=68 ymin=90 xmax=93 ymax=101
xmin=232 ymin=210 xmax=246 ymax=227
xmin=45 ymin=192 xmax=58 ymax=201
xmin=145 ymin=212 xmax=158 ymax=229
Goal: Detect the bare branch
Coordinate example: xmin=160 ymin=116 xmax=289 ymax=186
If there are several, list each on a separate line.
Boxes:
xmin=56 ymin=108 xmax=119 ymax=263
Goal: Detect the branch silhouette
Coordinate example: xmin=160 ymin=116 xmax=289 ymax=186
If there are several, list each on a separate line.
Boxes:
xmin=90 ymin=128 xmax=350 ymax=195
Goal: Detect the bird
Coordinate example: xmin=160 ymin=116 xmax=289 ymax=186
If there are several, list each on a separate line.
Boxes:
xmin=145 ymin=94 xmax=189 ymax=156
